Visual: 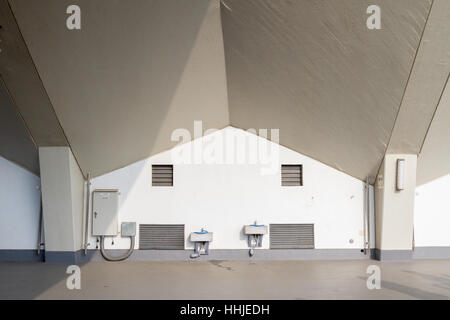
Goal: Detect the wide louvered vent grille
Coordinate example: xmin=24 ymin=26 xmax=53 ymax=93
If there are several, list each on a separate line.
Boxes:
xmin=139 ymin=224 xmax=185 ymax=249
xmin=270 ymin=224 xmax=314 ymax=249
xmin=281 ymin=165 xmax=303 ymax=186
xmin=152 ymin=165 xmax=173 ymax=186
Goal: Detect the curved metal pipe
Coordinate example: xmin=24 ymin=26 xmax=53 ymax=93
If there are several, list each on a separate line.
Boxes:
xmin=100 ymin=236 xmax=135 ymax=261
xmin=37 ymin=201 xmax=43 ymax=255
xmin=83 ymin=173 xmax=91 ymax=255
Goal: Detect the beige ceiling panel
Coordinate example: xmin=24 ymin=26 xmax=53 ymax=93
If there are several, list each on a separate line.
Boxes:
xmin=222 ymin=0 xmax=431 ymax=181
xmin=0 ymin=0 xmax=68 ymax=147
xmin=417 ymin=76 xmax=450 ymax=185
xmin=10 ymin=0 xmax=229 ymax=177
xmin=387 ymin=0 xmax=450 ymax=154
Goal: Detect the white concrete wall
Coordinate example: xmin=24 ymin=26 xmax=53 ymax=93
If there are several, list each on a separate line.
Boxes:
xmin=375 ymin=154 xmax=417 ymax=251
xmin=88 ymin=127 xmax=371 ymax=250
xmin=414 ymin=173 xmax=450 ymax=247
xmin=0 ymin=156 xmax=41 ymax=249
xmin=39 ymin=147 xmax=84 ymax=252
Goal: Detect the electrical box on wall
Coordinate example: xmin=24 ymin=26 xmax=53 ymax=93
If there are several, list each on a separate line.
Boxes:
xmin=92 ymin=190 xmax=119 ymax=236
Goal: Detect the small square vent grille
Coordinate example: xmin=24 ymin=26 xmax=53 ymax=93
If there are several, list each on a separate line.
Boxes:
xmin=139 ymin=224 xmax=185 ymax=250
xmin=270 ymin=224 xmax=314 ymax=249
xmin=281 ymin=165 xmax=303 ymax=186
xmin=152 ymin=165 xmax=173 ymax=186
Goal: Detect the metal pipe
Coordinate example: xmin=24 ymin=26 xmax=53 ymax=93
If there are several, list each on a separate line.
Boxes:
xmin=363 ymin=177 xmax=369 ymax=255
xmin=37 ymin=200 xmax=43 ymax=255
xmin=100 ymin=236 xmax=135 ymax=261
xmin=83 ymin=173 xmax=91 ymax=255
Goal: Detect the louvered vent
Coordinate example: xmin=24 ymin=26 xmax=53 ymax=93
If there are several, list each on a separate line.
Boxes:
xmin=139 ymin=224 xmax=185 ymax=249
xmin=270 ymin=224 xmax=314 ymax=249
xmin=281 ymin=165 xmax=303 ymax=186
xmin=152 ymin=165 xmax=173 ymax=186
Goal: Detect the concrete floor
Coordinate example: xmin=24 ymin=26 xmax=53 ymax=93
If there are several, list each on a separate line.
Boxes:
xmin=1 ymin=259 xmax=450 ymax=299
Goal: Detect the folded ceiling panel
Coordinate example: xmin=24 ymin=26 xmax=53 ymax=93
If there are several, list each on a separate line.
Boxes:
xmin=387 ymin=0 xmax=450 ymax=155
xmin=10 ymin=0 xmax=229 ymax=177
xmin=222 ymin=0 xmax=431 ymax=181
xmin=0 ymin=0 xmax=68 ymax=148
xmin=0 ymin=78 xmax=39 ymax=175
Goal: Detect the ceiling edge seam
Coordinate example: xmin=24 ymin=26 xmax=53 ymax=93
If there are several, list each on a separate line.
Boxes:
xmin=418 ymin=72 xmax=450 ymax=155
xmin=0 ymin=73 xmax=38 ymax=149
xmin=7 ymin=0 xmax=85 ymax=178
xmin=219 ymin=0 xmax=232 ymax=126
xmin=374 ymin=0 xmax=434 ymax=179
xmin=0 ymin=74 xmax=39 ymax=176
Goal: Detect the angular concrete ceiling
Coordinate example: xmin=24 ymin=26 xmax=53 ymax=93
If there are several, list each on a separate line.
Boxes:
xmin=387 ymin=0 xmax=450 ymax=154
xmin=0 ymin=0 xmax=68 ymax=147
xmin=221 ymin=0 xmax=432 ymax=181
xmin=8 ymin=0 xmax=229 ymax=177
xmin=2 ymin=0 xmax=449 ymax=183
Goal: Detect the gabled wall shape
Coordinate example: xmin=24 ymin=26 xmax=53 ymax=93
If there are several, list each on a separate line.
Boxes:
xmin=88 ymin=127 xmax=373 ymax=251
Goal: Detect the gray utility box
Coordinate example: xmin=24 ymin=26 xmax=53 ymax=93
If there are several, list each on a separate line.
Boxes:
xmin=92 ymin=190 xmax=119 ymax=236
xmin=121 ymin=222 xmax=136 ymax=237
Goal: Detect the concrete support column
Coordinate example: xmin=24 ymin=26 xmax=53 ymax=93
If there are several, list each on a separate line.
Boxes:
xmin=39 ymin=147 xmax=85 ymax=263
xmin=374 ymin=154 xmax=417 ymax=261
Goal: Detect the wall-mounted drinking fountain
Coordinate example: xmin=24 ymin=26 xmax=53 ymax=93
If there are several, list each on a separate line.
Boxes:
xmin=190 ymin=228 xmax=213 ymax=259
xmin=244 ymin=222 xmax=268 ymax=257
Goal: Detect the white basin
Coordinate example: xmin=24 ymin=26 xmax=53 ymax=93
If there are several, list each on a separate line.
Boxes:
xmin=244 ymin=225 xmax=268 ymax=235
xmin=190 ymin=232 xmax=213 ymax=242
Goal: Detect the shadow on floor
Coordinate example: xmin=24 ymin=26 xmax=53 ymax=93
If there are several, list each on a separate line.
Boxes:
xmin=358 ymin=276 xmax=449 ymax=300
xmin=0 ymin=261 xmax=70 ymax=299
